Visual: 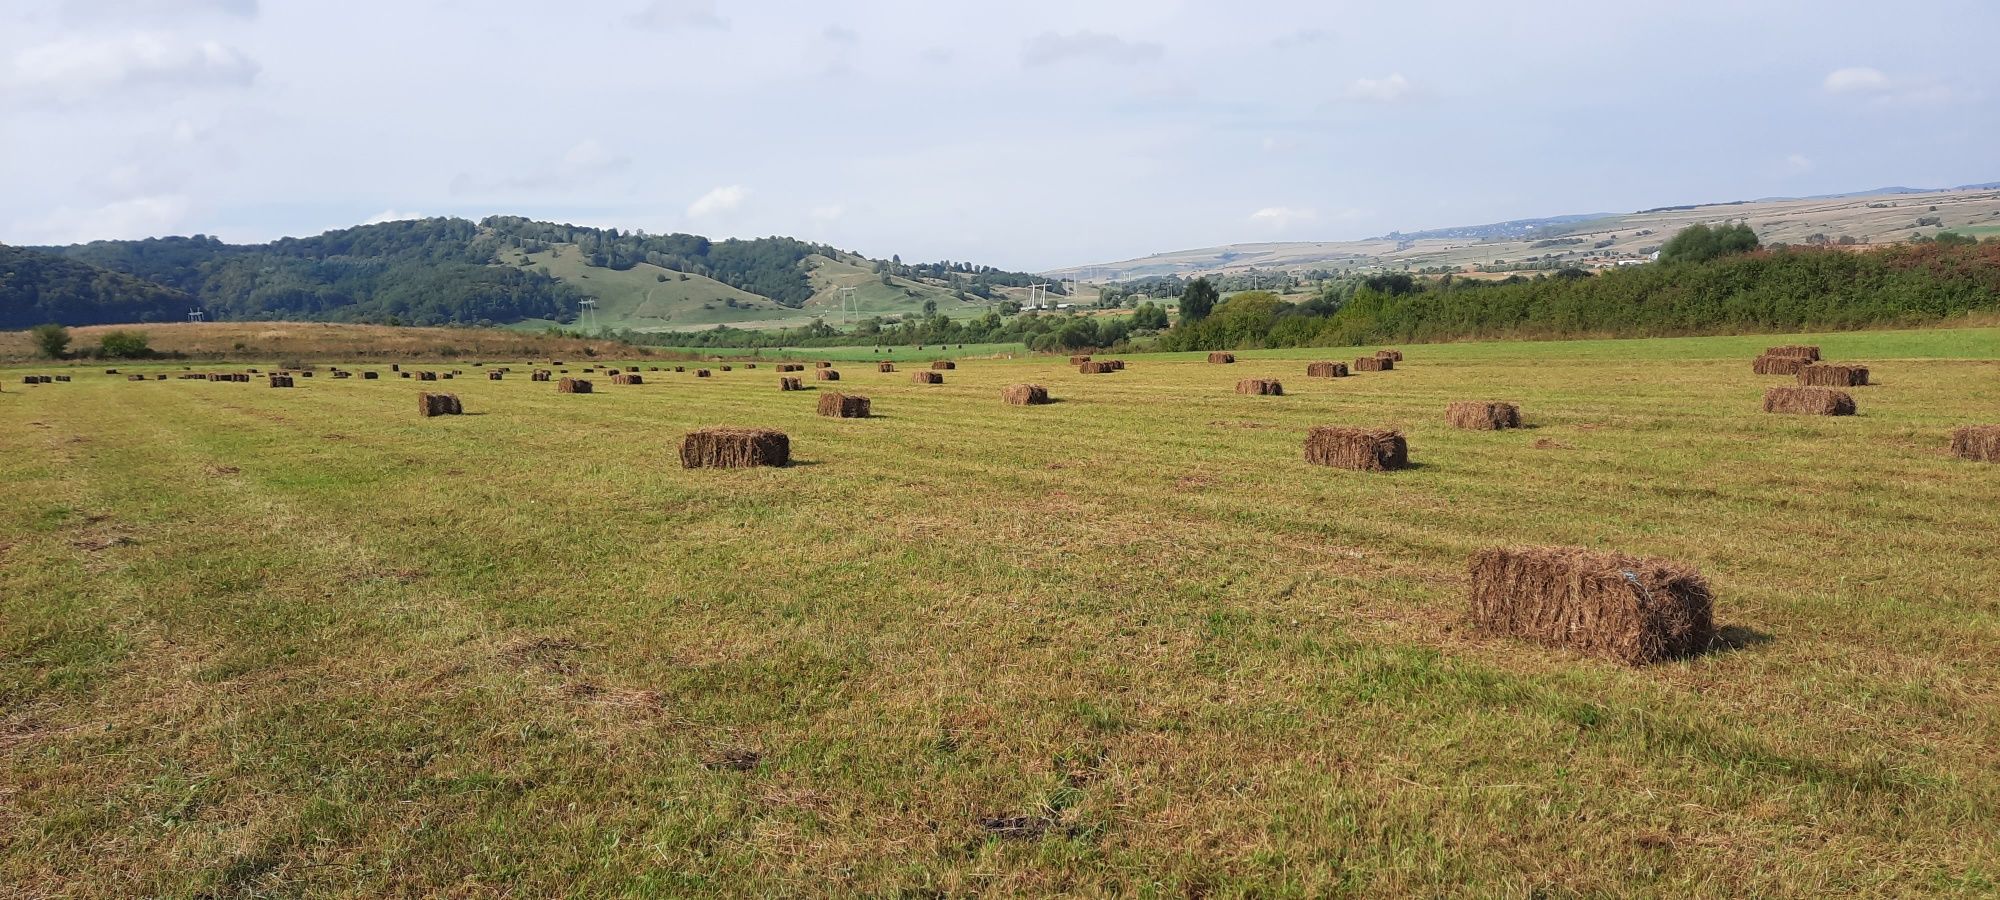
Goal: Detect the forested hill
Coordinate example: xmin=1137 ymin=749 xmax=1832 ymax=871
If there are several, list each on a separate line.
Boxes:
xmin=5 ymin=216 xmax=1052 ymax=329
xmin=0 ymin=244 xmax=191 ymax=328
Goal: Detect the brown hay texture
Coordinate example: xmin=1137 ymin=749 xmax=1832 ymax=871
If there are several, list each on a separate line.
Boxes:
xmin=363 ymin=371 xmax=379 ymax=379
xmin=267 ymin=375 xmax=294 ymax=388
xmin=626 ymin=366 xmax=639 ymax=373
xmin=557 ymin=377 xmax=593 ymax=394
xmin=695 ymin=369 xmax=712 ymax=378
xmin=1078 ymin=361 xmax=1115 ymax=374
xmin=417 ymin=392 xmax=463 ymax=417
xmin=1797 ymin=363 xmax=1869 ymax=387
xmin=816 ymin=361 xmax=832 ymax=368
xmin=776 ymin=364 xmax=803 ymax=372
xmin=530 ymin=369 xmax=551 ymax=382
xmin=1467 ymin=546 xmax=1716 ymax=665
xmin=417 ymin=371 xmax=438 ymax=381
xmin=105 ymin=368 xmax=118 ymax=374
xmin=743 ymin=363 xmax=756 ymax=369
xmin=1208 ymin=352 xmax=1236 ymax=364
xmin=1303 ymin=427 xmax=1407 ymax=471
xmin=931 ymin=360 xmax=956 ymax=370
xmin=488 ymin=371 xmax=503 ymax=380
xmin=1763 ymin=386 xmax=1854 ymax=416
xmin=1306 ymin=362 xmax=1349 ymax=378
xmin=54 ymin=375 xmax=70 ymax=382
xmin=673 ymin=366 xmax=685 ymax=373
xmin=1068 ymin=355 xmax=1092 ymax=365
xmin=1375 ymin=349 xmax=1403 ymax=361
xmin=1108 ymin=360 xmax=1126 ymax=370
xmin=610 ymin=373 xmax=643 ymax=385
xmin=1002 ymin=384 xmax=1050 ymax=405
xmin=333 ymin=371 xmax=351 ymax=379
xmin=155 ymin=374 xmax=168 ymax=380
xmin=1752 ymin=355 xmax=1809 ymax=375
xmin=779 ymin=376 xmax=803 ymax=391
xmin=391 ymin=364 xmax=400 ymax=371
xmin=878 ymin=362 xmax=897 ymax=372
xmin=126 ymin=374 xmax=145 ymax=382
xmin=1446 ymin=401 xmax=1522 ymax=430
xmin=912 ymin=370 xmax=943 ymax=384
xmin=721 ymin=365 xmax=733 ymax=372
xmin=816 ymin=392 xmax=871 ymax=418
xmin=1235 ymin=378 xmax=1283 ymax=396
xmin=1354 ymin=356 xmax=1392 ymax=372
xmin=1950 ymin=425 xmax=2000 ymax=462
xmin=816 ymin=369 xmax=840 ymax=381
xmin=1764 ymin=344 xmax=1821 ymax=361
xmin=680 ymin=427 xmax=790 ymax=469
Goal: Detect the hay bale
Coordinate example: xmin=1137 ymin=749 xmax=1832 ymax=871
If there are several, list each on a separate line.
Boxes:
xmin=627 ymin=366 xmax=639 ymax=373
xmin=611 ymin=372 xmax=643 ymax=385
xmin=333 ymin=370 xmax=352 ymax=379
xmin=1446 ymin=401 xmax=1521 ymax=430
xmin=557 ymin=377 xmax=593 ymax=394
xmin=1002 ymin=384 xmax=1049 ymax=405
xmin=877 ymin=362 xmax=896 ymax=373
xmin=1752 ymin=355 xmax=1808 ymax=375
xmin=155 ymin=374 xmax=167 ymax=380
xmin=55 ymin=375 xmax=70 ymax=382
xmin=744 ymin=363 xmax=757 ymax=369
xmin=816 ymin=361 xmax=832 ymax=368
xmin=1108 ymin=360 xmax=1125 ymax=370
xmin=1764 ymin=345 xmax=1820 ymax=361
xmin=488 ymin=371 xmax=503 ymax=380
xmin=779 ymin=376 xmax=803 ymax=391
xmin=363 ymin=371 xmax=379 ymax=379
xmin=931 ymin=360 xmax=956 ymax=370
xmin=1375 ymin=349 xmax=1403 ymax=361
xmin=1949 ymin=425 xmax=2000 ymax=462
xmin=301 ymin=370 xmax=314 ymax=378
xmin=1763 ymin=386 xmax=1854 ymax=415
xmin=105 ymin=368 xmax=119 ymax=374
xmin=417 ymin=371 xmax=437 ymax=381
xmin=776 ymin=364 xmax=803 ymax=372
xmin=1068 ymin=355 xmax=1092 ymax=365
xmin=391 ymin=364 xmax=401 ymax=371
xmin=680 ymin=427 xmax=790 ymax=469
xmin=400 ymin=372 xmax=412 ymax=378
xmin=816 ymin=369 xmax=840 ymax=381
xmin=1354 ymin=356 xmax=1392 ymax=372
xmin=1207 ymin=352 xmax=1236 ymax=364
xmin=695 ymin=369 xmax=712 ymax=378
xmin=127 ymin=374 xmax=145 ymax=382
xmin=721 ymin=365 xmax=733 ymax=372
xmin=673 ymin=366 xmax=685 ymax=373
xmin=1797 ymin=363 xmax=1869 ymax=387
xmin=1306 ymin=361 xmax=1349 ymax=378
xmin=1078 ymin=361 xmax=1115 ymax=374
xmin=417 ymin=392 xmax=463 ymax=417
xmin=268 ymin=375 xmax=294 ymax=388
xmin=911 ymin=370 xmax=943 ymax=384
xmin=1235 ymin=378 xmax=1283 ymax=396
xmin=816 ymin=392 xmax=871 ymax=418
xmin=530 ymin=369 xmax=551 ymax=382
xmin=1304 ymin=426 xmax=1407 ymax=471
xmin=1467 ymin=546 xmax=1715 ymax=665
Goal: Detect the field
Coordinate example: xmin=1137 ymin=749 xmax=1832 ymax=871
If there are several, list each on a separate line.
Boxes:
xmin=498 ymin=245 xmax=801 ymax=332
xmin=0 ymin=322 xmax=648 ymax=364
xmin=3 ymin=327 xmax=1998 ymax=896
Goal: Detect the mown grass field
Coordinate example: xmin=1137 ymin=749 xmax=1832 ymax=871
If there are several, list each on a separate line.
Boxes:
xmin=3 ymin=327 xmax=1998 ymax=896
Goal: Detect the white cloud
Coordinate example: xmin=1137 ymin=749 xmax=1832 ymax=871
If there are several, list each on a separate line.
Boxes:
xmin=688 ymin=185 xmax=746 ymax=217
xmin=1022 ymin=31 xmax=1164 ymax=67
xmin=629 ymin=0 xmax=725 ymax=30
xmin=362 ymin=209 xmax=422 ymax=225
xmin=809 ymin=204 xmax=844 ymax=222
xmin=13 ymin=194 xmax=190 ymax=245
xmin=61 ymin=0 xmax=257 ymax=21
xmin=1249 ymin=207 xmax=1317 ymax=230
xmin=562 ymin=139 xmax=629 ymax=175
xmin=1824 ymin=67 xmax=1889 ymax=93
xmin=1783 ymin=153 xmax=1814 ymax=175
xmin=1342 ymin=73 xmax=1414 ymax=103
xmin=7 ymin=33 xmax=258 ymax=100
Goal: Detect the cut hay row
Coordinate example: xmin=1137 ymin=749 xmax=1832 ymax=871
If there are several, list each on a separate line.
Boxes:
xmin=1306 ymin=361 xmax=1348 ymax=378
xmin=816 ymin=392 xmax=871 ymax=418
xmin=912 ymin=371 xmax=943 ymax=384
xmin=1208 ymin=352 xmax=1236 ymax=364
xmin=931 ymin=360 xmax=955 ymax=370
xmin=1375 ymin=349 xmax=1403 ymax=362
xmin=779 ymin=376 xmax=803 ymax=391
xmin=816 ymin=369 xmax=839 ymax=381
xmin=557 ymin=377 xmax=592 ymax=394
xmin=1950 ymin=425 xmax=2000 ymax=462
xmin=1797 ymin=364 xmax=1869 ymax=387
xmin=1235 ymin=378 xmax=1283 ymax=396
xmin=1752 ymin=355 xmax=1809 ymax=375
xmin=1304 ymin=427 xmax=1407 ymax=471
xmin=1764 ymin=344 xmax=1821 ymax=361
xmin=1446 ymin=401 xmax=1521 ymax=430
xmin=1002 ymin=384 xmax=1049 ymax=406
xmin=1354 ymin=356 xmax=1392 ymax=372
xmin=1468 ymin=546 xmax=1715 ymax=666
xmin=417 ymin=392 xmax=462 ymax=417
xmin=1763 ymin=386 xmax=1854 ymax=416
xmin=680 ymin=427 xmax=790 ymax=469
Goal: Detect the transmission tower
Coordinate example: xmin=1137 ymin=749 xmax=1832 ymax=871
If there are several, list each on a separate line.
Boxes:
xmin=187 ymin=308 xmax=205 ymax=323
xmin=579 ymin=298 xmax=598 ymax=333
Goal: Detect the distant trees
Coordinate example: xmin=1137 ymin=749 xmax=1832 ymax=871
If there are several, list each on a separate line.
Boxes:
xmin=1178 ymin=278 xmax=1218 ymax=322
xmin=1658 ymin=223 xmax=1760 ymax=264
xmin=1132 ymin=301 xmax=1169 ymax=330
xmin=97 ymin=330 xmax=150 ymax=358
xmin=31 ymin=324 xmax=70 ymax=358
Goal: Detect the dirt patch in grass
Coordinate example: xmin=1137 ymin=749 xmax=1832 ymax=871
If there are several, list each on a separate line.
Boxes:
xmin=204 ymin=464 xmax=242 ymax=477
xmin=1208 ymin=420 xmax=1276 ymax=429
xmin=70 ymin=534 xmax=136 ymax=552
xmin=703 ymin=746 xmax=763 ymax=771
xmin=1532 ymin=439 xmax=1572 ymax=450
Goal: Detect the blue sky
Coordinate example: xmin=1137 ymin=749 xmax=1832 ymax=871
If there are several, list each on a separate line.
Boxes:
xmin=3 ymin=0 xmax=1995 ymax=270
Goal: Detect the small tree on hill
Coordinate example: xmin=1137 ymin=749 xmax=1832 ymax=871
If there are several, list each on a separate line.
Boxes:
xmin=31 ymin=324 xmax=70 ymax=359
xmin=98 ymin=330 xmax=151 ymax=358
xmin=1660 ymin=223 xmax=1761 ymax=264
xmin=1178 ymin=277 xmax=1218 ymax=322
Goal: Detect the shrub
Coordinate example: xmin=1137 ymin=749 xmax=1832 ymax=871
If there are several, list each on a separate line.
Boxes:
xmin=31 ymin=324 xmax=70 ymax=359
xmin=98 ymin=330 xmax=151 ymax=359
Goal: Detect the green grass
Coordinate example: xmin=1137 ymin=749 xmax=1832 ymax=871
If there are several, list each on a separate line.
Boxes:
xmin=4 ymin=327 xmax=1999 ymax=895
xmin=664 ymin=342 xmax=1028 ymax=363
xmin=500 ymin=244 xmax=800 ymax=331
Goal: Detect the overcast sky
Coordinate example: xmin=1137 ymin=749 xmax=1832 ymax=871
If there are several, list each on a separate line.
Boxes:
xmin=3 ymin=0 xmax=1995 ymax=270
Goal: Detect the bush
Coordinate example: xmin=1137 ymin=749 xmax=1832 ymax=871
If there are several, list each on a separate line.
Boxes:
xmin=31 ymin=324 xmax=70 ymax=358
xmin=97 ymin=330 xmax=151 ymax=358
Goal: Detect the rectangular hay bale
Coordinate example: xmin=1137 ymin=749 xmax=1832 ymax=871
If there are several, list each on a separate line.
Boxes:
xmin=1796 ymin=364 xmax=1868 ymax=387
xmin=1304 ymin=426 xmax=1407 ymax=471
xmin=815 ymin=369 xmax=839 ymax=381
xmin=1764 ymin=344 xmax=1821 ymax=361
xmin=1752 ymin=355 xmax=1808 ymax=375
xmin=1002 ymin=384 xmax=1049 ymax=405
xmin=911 ymin=370 xmax=942 ymax=384
xmin=557 ymin=377 xmax=593 ymax=394
xmin=417 ymin=392 xmax=462 ymax=417
xmin=1950 ymin=425 xmax=2000 ymax=462
xmin=1446 ymin=401 xmax=1521 ymax=430
xmin=680 ymin=427 xmax=790 ymax=469
xmin=1306 ymin=362 xmax=1348 ymax=378
xmin=1763 ymin=386 xmax=1854 ymax=415
xmin=1207 ymin=352 xmax=1235 ymax=364
xmin=1467 ymin=546 xmax=1716 ymax=665
xmin=1354 ymin=356 xmax=1392 ymax=372
xmin=1235 ymin=378 xmax=1283 ymax=396
xmin=779 ymin=376 xmax=803 ymax=391
xmin=816 ymin=392 xmax=871 ymax=418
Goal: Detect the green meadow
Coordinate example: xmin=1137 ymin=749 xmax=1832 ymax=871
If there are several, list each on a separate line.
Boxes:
xmin=2 ymin=327 xmax=1997 ymax=896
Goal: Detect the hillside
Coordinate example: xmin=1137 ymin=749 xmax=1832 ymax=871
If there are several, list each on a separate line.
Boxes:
xmin=1053 ymin=185 xmax=2000 ymax=280
xmin=0 ymin=321 xmax=649 ymax=362
xmin=11 ymin=217 xmax=1051 ymax=333
xmin=0 ymin=244 xmax=191 ymax=328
